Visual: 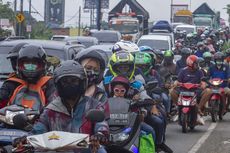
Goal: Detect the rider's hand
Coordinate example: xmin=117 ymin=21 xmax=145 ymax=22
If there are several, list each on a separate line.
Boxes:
xmin=90 ymin=132 xmax=108 ymax=145
xmin=151 ymin=105 xmax=160 ymax=116
xmin=12 ymin=136 xmax=27 ymax=148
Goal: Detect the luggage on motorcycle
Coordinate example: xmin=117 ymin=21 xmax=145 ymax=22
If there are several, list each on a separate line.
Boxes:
xmin=139 ymin=133 xmax=155 ymax=153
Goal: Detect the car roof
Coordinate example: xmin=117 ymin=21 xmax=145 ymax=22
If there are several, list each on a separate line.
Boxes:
xmin=139 ymin=35 xmax=170 ymax=41
xmin=91 ymin=30 xmax=120 ymax=34
xmin=65 ymin=36 xmax=98 ymax=42
xmin=175 ymin=24 xmax=196 ymax=28
xmin=0 ymin=39 xmax=83 ymax=51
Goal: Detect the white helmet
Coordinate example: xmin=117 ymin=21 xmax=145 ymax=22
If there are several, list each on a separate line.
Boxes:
xmin=112 ymin=40 xmax=140 ymax=53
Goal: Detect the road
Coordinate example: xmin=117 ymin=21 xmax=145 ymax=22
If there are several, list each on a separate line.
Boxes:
xmin=165 ymin=113 xmax=230 ymax=153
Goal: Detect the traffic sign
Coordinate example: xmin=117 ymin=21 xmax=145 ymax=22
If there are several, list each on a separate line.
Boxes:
xmin=16 ymin=13 xmax=25 ymax=23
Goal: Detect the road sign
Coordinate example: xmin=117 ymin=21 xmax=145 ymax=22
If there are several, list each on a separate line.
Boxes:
xmin=16 ymin=13 xmax=25 ymax=23
xmin=26 ymin=25 xmax=32 ymax=32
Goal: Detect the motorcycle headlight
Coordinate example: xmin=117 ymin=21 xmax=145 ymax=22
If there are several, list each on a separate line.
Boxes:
xmin=113 ymin=132 xmax=129 ymax=142
xmin=5 ymin=110 xmax=24 ymax=125
xmin=212 ymin=80 xmax=222 ymax=86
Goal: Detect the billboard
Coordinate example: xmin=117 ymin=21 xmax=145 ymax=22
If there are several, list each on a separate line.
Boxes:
xmin=83 ymin=0 xmax=109 ymax=9
xmin=45 ymin=0 xmax=65 ymax=28
xmin=171 ymin=4 xmax=189 ymax=21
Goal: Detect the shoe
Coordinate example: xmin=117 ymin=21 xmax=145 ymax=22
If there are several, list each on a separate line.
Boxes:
xmin=197 ymin=114 xmax=205 ymax=125
xmin=157 ymin=143 xmax=173 ymax=153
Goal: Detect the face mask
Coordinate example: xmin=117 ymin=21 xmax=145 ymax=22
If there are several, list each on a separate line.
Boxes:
xmin=24 ymin=63 xmax=37 ymax=71
xmin=58 ymin=84 xmax=84 ymax=100
xmin=216 ymin=61 xmax=223 ymax=69
xmin=86 ymin=69 xmax=100 ymax=86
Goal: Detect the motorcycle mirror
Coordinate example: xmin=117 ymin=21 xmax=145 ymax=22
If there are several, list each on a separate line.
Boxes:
xmin=13 ymin=114 xmax=28 ymax=129
xmin=85 ymin=109 xmax=105 ymax=122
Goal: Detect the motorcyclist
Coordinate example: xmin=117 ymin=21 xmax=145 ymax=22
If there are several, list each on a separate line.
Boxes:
xmin=173 ymin=42 xmax=183 ymax=55
xmin=75 ymin=48 xmax=108 ymax=104
xmin=170 ymin=55 xmax=205 ymax=125
xmin=175 ymin=47 xmax=192 ymax=75
xmin=195 ymin=42 xmax=209 ymax=58
xmin=205 ymin=37 xmax=215 ymax=54
xmin=198 ymin=52 xmax=230 ymax=114
xmin=14 ymin=60 xmax=109 ymax=153
xmin=0 ymin=44 xmax=56 ymax=110
xmin=200 ymin=51 xmax=215 ymax=76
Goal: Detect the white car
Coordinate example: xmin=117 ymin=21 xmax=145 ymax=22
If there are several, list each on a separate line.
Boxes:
xmin=51 ymin=35 xmax=69 ymax=41
xmin=137 ymin=35 xmax=172 ymax=52
xmin=174 ymin=24 xmax=197 ymax=34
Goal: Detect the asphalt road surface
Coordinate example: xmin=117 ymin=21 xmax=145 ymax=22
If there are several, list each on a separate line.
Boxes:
xmin=165 ymin=113 xmax=230 ymax=153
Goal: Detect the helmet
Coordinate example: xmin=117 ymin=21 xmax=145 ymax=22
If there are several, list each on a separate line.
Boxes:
xmin=75 ymin=48 xmax=106 ymax=84
xmin=186 ymin=55 xmax=198 ymax=70
xmin=164 ymin=50 xmax=174 ymax=57
xmin=112 ymin=41 xmax=140 ymax=53
xmin=7 ymin=43 xmax=28 ymax=71
xmin=17 ymin=44 xmax=47 ymax=83
xmin=197 ymin=42 xmax=204 ymax=47
xmin=109 ymin=51 xmax=135 ymax=80
xmin=139 ymin=46 xmax=156 ymax=65
xmin=135 ymin=52 xmax=153 ymax=75
xmin=54 ymin=60 xmax=87 ymax=99
xmin=203 ymin=52 xmax=212 ymax=62
xmin=110 ymin=75 xmax=130 ymax=97
xmin=214 ymin=52 xmax=224 ymax=68
xmin=175 ymin=42 xmax=182 ymax=48
xmin=181 ymin=48 xmax=192 ymax=56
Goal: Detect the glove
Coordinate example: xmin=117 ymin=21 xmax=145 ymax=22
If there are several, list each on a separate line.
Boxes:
xmin=90 ymin=132 xmax=108 ymax=145
xmin=12 ymin=136 xmax=27 ymax=148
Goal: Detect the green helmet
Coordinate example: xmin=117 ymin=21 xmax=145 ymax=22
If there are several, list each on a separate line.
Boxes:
xmin=202 ymin=52 xmax=212 ymax=59
xmin=164 ymin=50 xmax=174 ymax=57
xmin=135 ymin=52 xmax=153 ymax=75
xmin=109 ymin=51 xmax=135 ymax=80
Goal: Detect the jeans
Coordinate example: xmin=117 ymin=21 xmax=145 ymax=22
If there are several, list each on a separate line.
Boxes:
xmin=145 ymin=114 xmax=165 ymax=145
xmin=140 ymin=122 xmax=156 ymax=141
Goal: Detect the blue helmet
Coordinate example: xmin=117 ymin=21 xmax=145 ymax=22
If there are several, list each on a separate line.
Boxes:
xmin=139 ymin=46 xmax=154 ymax=52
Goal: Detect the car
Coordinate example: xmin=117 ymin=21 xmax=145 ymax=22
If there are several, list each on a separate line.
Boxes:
xmin=171 ymin=22 xmax=185 ymax=30
xmin=151 ymin=20 xmax=173 ymax=33
xmin=0 ymin=39 xmax=85 ymax=86
xmin=91 ymin=30 xmax=121 ymax=44
xmin=51 ymin=35 xmax=69 ymax=41
xmin=149 ymin=32 xmax=175 ymax=50
xmin=137 ymin=35 xmax=172 ymax=52
xmin=64 ymin=36 xmax=99 ymax=48
xmin=174 ymin=24 xmax=197 ymax=34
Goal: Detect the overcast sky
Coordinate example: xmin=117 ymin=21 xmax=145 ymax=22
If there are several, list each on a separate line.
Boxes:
xmin=4 ymin=0 xmax=230 ymax=27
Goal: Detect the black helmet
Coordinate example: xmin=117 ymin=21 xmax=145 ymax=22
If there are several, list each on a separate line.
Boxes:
xmin=181 ymin=48 xmax=192 ymax=55
xmin=17 ymin=44 xmax=47 ymax=83
xmin=213 ymin=52 xmax=224 ymax=61
xmin=54 ymin=60 xmax=87 ymax=99
xmin=75 ymin=48 xmax=107 ymax=84
xmin=7 ymin=42 xmax=28 ymax=71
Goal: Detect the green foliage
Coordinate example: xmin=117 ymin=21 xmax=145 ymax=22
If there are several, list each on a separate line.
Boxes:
xmin=31 ymin=21 xmax=52 ymax=40
xmin=0 ymin=2 xmax=15 ymax=22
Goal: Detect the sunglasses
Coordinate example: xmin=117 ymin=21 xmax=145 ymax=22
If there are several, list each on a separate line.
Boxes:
xmin=114 ymin=88 xmax=126 ymax=94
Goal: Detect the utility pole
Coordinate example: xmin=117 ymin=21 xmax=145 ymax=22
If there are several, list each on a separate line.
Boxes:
xmin=28 ymin=0 xmax=31 ymax=38
xmin=19 ymin=0 xmax=23 ymax=36
xmin=14 ymin=0 xmax=17 ymax=35
xmin=78 ymin=6 xmax=81 ymax=36
xmin=96 ymin=0 xmax=101 ymax=30
xmin=170 ymin=0 xmax=173 ymax=23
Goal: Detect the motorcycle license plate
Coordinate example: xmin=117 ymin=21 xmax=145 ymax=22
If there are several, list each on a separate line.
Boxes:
xmin=180 ymin=92 xmax=195 ymax=96
xmin=212 ymin=89 xmax=220 ymax=94
xmin=182 ymin=100 xmax=190 ymax=106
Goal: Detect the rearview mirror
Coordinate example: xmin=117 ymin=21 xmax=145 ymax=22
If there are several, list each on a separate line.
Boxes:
xmin=85 ymin=109 xmax=105 ymax=122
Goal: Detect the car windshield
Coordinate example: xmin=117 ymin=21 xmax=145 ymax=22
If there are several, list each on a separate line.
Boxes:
xmin=110 ymin=20 xmax=139 ymax=34
xmin=176 ymin=27 xmax=195 ymax=34
xmin=44 ymin=48 xmax=65 ymax=61
xmin=92 ymin=32 xmax=119 ymax=43
xmin=194 ymin=18 xmax=212 ymax=27
xmin=138 ymin=39 xmax=169 ymax=50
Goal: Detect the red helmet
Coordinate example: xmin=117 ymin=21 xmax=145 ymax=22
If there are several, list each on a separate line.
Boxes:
xmin=186 ymin=55 xmax=198 ymax=69
xmin=110 ymin=75 xmax=130 ymax=97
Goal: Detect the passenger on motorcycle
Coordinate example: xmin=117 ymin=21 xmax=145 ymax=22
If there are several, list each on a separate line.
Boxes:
xmin=198 ymin=52 xmax=230 ymax=114
xmin=176 ymin=48 xmax=192 ymax=75
xmin=200 ymin=51 xmax=215 ymax=76
xmin=0 ymin=44 xmax=56 ymax=111
xmin=173 ymin=42 xmax=183 ymax=55
xmin=171 ymin=55 xmax=205 ymax=125
xmin=109 ymin=75 xmax=156 ymax=142
xmin=205 ymin=37 xmax=216 ymax=54
xmin=26 ymin=60 xmax=109 ymax=153
xmin=195 ymin=42 xmax=209 ymax=58
xmin=75 ymin=48 xmax=108 ymax=104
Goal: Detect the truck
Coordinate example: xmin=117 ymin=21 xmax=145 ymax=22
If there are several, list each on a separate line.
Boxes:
xmin=173 ymin=10 xmax=193 ymax=25
xmin=108 ymin=0 xmax=149 ymax=42
xmin=109 ymin=13 xmax=141 ymax=42
xmin=193 ymin=3 xmax=220 ymax=30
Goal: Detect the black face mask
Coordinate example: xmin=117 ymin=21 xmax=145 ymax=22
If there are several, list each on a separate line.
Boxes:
xmin=57 ymin=83 xmax=84 ymax=100
xmin=86 ymin=69 xmax=100 ymax=86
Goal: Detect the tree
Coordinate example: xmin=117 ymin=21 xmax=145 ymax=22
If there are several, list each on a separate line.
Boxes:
xmin=31 ymin=21 xmax=52 ymax=40
xmin=226 ymin=4 xmax=230 ymax=24
xmin=0 ymin=2 xmax=15 ymax=22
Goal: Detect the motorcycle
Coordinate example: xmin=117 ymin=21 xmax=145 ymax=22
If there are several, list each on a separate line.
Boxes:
xmin=205 ymin=78 xmax=225 ymax=122
xmin=177 ymin=83 xmax=200 ymax=133
xmin=12 ymin=109 xmax=105 ymax=153
xmin=106 ymin=97 xmax=155 ymax=153
xmin=0 ymin=105 xmax=39 ymax=152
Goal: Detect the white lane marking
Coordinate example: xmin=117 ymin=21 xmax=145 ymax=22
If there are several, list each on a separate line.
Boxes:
xmin=188 ymin=122 xmax=217 ymax=153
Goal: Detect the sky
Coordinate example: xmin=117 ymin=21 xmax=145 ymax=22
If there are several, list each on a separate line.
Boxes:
xmin=3 ymin=0 xmax=230 ymax=27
